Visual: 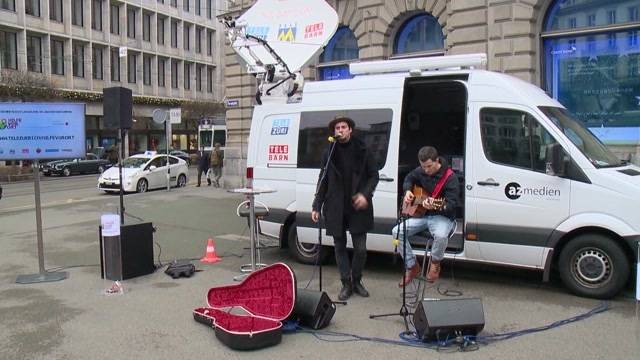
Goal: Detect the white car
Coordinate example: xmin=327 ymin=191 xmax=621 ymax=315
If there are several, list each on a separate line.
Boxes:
xmin=98 ymin=153 xmax=189 ymax=193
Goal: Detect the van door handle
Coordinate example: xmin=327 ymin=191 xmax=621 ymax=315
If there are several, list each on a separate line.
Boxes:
xmin=477 ymin=180 xmax=500 ymax=186
xmin=379 ymin=175 xmax=394 ymax=182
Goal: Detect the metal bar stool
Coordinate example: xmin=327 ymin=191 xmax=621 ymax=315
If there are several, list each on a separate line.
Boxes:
xmin=236 ymin=200 xmax=270 ymax=273
xmin=420 ymin=220 xmax=457 ymax=279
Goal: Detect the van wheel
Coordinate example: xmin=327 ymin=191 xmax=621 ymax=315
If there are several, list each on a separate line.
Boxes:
xmin=558 ymin=234 xmax=629 ymax=299
xmin=287 ymin=221 xmax=331 ymax=265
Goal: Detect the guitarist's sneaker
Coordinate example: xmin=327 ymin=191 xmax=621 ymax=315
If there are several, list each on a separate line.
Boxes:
xmin=399 ymin=263 xmax=421 ymax=287
xmin=426 ymin=261 xmax=441 ymax=283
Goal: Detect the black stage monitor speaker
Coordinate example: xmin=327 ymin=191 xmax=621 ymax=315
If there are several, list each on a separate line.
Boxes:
xmin=291 ymin=289 xmax=336 ymax=329
xmin=413 ymin=298 xmax=485 ymax=341
xmin=103 ymin=86 xmax=133 ymax=129
xmin=102 ymin=222 xmax=155 ymax=280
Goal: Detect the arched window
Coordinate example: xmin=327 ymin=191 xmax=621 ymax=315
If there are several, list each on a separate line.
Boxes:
xmin=393 ymin=14 xmax=444 ymax=56
xmin=542 ymin=0 xmax=640 ymax=150
xmin=317 ymin=26 xmax=359 ymax=81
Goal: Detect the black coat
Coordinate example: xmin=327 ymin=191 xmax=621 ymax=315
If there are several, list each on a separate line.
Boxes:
xmin=312 ymin=137 xmax=379 ymax=236
xmin=198 ymin=151 xmax=210 ymax=171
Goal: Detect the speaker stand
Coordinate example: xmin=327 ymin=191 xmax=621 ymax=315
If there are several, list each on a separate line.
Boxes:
xmin=369 ymin=215 xmax=411 ymax=332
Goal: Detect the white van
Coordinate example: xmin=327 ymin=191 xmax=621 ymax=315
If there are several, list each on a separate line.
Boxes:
xmin=246 ymin=54 xmax=639 ymax=299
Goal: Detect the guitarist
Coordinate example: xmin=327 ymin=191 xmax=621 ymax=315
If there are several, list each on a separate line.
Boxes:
xmin=393 ymin=146 xmax=460 ymax=286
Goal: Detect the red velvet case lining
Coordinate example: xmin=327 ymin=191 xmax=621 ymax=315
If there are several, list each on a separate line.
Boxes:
xmin=195 ymin=263 xmax=296 ymax=335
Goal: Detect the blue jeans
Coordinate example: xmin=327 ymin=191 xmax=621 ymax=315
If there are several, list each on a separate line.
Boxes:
xmin=391 ymin=215 xmax=454 ymax=269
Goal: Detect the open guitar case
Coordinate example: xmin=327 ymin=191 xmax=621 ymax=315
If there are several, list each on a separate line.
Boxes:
xmin=193 ymin=263 xmax=296 ymax=350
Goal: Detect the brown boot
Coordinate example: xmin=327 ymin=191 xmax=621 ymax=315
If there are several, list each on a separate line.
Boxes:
xmin=398 ymin=263 xmax=421 ymax=287
xmin=426 ymin=260 xmax=441 ymax=283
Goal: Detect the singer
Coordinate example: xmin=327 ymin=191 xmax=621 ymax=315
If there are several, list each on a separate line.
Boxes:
xmin=312 ymin=116 xmax=379 ymax=301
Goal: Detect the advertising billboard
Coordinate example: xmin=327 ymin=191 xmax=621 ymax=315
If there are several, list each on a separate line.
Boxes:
xmin=0 ymin=103 xmax=86 ymax=160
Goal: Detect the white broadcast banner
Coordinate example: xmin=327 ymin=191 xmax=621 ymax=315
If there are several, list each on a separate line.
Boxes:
xmin=0 ymin=103 xmax=86 ymax=160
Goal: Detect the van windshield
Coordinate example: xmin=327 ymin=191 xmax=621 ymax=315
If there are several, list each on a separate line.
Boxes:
xmin=539 ymin=106 xmax=622 ymax=168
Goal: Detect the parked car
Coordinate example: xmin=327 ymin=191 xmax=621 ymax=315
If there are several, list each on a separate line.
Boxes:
xmin=170 ymin=150 xmax=191 ymax=165
xmin=98 ymin=152 xmax=189 ymax=193
xmin=42 ymin=154 xmax=112 ymax=176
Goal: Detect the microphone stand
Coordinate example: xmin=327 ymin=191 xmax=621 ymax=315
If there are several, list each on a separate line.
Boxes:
xmin=369 ymin=208 xmax=411 ymax=332
xmin=314 ymin=137 xmax=340 ymax=293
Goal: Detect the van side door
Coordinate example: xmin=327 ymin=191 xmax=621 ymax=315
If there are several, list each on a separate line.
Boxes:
xmin=469 ymin=103 xmax=571 ymax=268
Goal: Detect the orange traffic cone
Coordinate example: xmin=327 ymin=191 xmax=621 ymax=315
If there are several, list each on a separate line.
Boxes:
xmin=201 ymin=238 xmax=221 ymax=263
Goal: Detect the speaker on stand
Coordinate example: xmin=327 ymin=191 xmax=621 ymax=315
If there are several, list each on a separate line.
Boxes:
xmin=413 ymin=298 xmax=485 ymax=342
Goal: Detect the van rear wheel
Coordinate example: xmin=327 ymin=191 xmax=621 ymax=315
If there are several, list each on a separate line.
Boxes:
xmin=287 ymin=221 xmax=331 ymax=265
xmin=558 ymin=234 xmax=629 ymax=299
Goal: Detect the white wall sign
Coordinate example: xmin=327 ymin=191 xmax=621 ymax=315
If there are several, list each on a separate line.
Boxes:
xmin=101 ymin=214 xmax=121 ymax=237
xmin=119 ymin=47 xmax=127 ymax=58
xmin=0 ymin=103 xmax=86 ymax=160
xmin=170 ymin=108 xmax=181 ymax=124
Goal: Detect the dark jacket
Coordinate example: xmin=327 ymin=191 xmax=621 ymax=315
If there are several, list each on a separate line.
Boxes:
xmin=312 ymin=137 xmax=379 ymax=236
xmin=402 ymin=157 xmax=460 ymax=220
xmin=197 ymin=151 xmax=210 ymax=171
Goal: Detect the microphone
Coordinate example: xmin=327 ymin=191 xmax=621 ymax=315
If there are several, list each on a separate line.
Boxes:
xmin=328 ymin=134 xmax=342 ymax=142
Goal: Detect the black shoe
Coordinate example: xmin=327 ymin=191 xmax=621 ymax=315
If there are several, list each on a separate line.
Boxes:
xmin=207 ymin=180 xmax=211 ymax=186
xmin=338 ymin=282 xmax=352 ymax=301
xmin=352 ymin=280 xmax=370 ymax=297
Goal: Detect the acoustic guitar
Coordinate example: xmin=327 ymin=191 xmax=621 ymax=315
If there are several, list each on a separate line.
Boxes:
xmin=401 ymin=185 xmax=446 ymax=217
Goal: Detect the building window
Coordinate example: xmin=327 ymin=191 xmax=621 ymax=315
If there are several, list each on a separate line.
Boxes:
xmin=143 ymin=55 xmax=151 ymax=85
xmin=630 ymin=7 xmax=639 ymax=22
xmin=170 ymin=0 xmax=176 ymax=7
xmin=51 ymin=39 xmax=65 ymax=75
xmin=127 ymin=53 xmax=136 ymax=83
xmin=393 ymin=13 xmax=444 ymax=56
xmin=171 ymin=20 xmax=178 ymax=48
xmin=93 ymin=46 xmax=103 ymax=80
xmin=183 ymin=0 xmax=188 ymax=12
xmin=629 ymin=30 xmax=638 ymax=47
xmin=195 ymin=0 xmax=200 ymax=16
xmin=73 ymin=42 xmax=85 ymax=77
xmin=1 ymin=0 xmax=15 ymax=11
xmin=542 ymin=0 xmax=640 ymax=152
xmin=184 ymin=62 xmax=190 ymax=90
xmin=72 ymin=0 xmax=83 ymax=26
xmin=607 ymin=10 xmax=616 ymax=25
xmin=25 ymin=0 xmax=40 ymax=17
xmin=92 ymin=0 xmax=102 ymax=30
xmin=195 ymin=27 xmax=202 ymax=53
xmin=546 ymin=1 xmax=633 ymax=31
xmin=50 ymin=0 xmax=63 ymax=21
xmin=110 ymin=48 xmax=120 ymax=81
xmin=207 ymin=66 xmax=213 ymax=93
xmin=207 ymin=29 xmax=213 ymax=55
xmin=183 ymin=23 xmax=190 ymax=51
xmin=158 ymin=58 xmax=165 ymax=87
xmin=318 ymin=26 xmax=359 ymax=80
xmin=0 ymin=30 xmax=17 ymax=70
xmin=127 ymin=7 xmax=136 ymax=39
xmin=206 ymin=0 xmax=211 ymax=19
xmin=171 ymin=59 xmax=178 ymax=88
xmin=568 ymin=17 xmax=576 ymax=29
xmin=110 ymin=4 xmax=119 ymax=35
xmin=143 ymin=13 xmax=151 ymax=42
xmin=27 ymin=35 xmax=42 ymax=72
xmin=196 ymin=64 xmax=202 ymax=91
xmin=157 ymin=16 xmax=165 ymax=45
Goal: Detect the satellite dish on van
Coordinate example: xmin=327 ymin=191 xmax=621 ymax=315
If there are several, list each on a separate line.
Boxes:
xmin=228 ymin=0 xmax=338 ymax=74
xmin=222 ymin=0 xmax=338 ymax=103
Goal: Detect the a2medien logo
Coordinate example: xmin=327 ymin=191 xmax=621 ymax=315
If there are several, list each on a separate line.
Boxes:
xmin=504 ymin=182 xmax=561 ymax=200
